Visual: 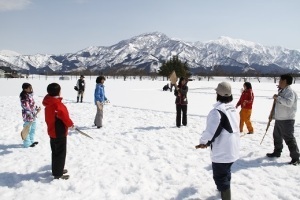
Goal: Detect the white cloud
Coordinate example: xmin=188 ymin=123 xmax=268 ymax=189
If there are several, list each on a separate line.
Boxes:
xmin=0 ymin=0 xmax=31 ymax=11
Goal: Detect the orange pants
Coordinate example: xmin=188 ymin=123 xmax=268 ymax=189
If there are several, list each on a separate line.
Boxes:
xmin=239 ymin=108 xmax=254 ymax=133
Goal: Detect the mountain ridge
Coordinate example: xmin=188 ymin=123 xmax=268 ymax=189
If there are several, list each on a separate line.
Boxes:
xmin=1 ymin=32 xmax=300 ymax=74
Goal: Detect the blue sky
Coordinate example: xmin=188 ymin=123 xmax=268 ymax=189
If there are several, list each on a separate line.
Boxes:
xmin=0 ymin=0 xmax=299 ymax=55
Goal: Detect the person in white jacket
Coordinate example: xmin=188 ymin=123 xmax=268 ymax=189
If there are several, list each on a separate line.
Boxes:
xmin=196 ymin=82 xmax=240 ymax=200
xmin=266 ymin=74 xmax=299 ymax=165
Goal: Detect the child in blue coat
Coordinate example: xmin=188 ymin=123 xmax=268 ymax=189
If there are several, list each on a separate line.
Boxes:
xmin=94 ymin=76 xmax=108 ymax=128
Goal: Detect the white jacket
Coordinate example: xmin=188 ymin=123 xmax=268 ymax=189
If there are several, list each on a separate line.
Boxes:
xmin=274 ymin=86 xmax=297 ymax=120
xmin=200 ymin=102 xmax=240 ymax=163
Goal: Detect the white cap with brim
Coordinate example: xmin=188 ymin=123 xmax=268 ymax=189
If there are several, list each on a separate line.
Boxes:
xmin=215 ymin=82 xmax=232 ymax=97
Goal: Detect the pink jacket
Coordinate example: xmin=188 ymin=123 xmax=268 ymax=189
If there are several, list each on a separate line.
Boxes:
xmin=20 ymin=93 xmax=37 ymax=122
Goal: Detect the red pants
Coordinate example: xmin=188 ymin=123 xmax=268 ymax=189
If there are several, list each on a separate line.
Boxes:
xmin=239 ymin=108 xmax=253 ymax=133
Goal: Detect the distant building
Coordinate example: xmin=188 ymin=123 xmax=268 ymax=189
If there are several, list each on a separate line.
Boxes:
xmin=4 ymin=71 xmax=24 ymax=78
xmin=59 ymin=76 xmax=70 ymax=80
xmin=0 ymin=67 xmax=24 ymax=78
xmin=0 ymin=69 xmax=5 ymax=78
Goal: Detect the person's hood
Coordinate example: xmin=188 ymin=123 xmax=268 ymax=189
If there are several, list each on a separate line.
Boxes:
xmin=42 ymin=94 xmax=63 ymax=107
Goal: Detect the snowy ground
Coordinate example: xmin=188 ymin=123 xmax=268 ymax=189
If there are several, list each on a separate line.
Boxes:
xmin=0 ymin=75 xmax=299 ymax=200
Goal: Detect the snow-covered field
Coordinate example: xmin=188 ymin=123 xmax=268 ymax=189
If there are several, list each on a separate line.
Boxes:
xmin=0 ymin=75 xmax=299 ymax=200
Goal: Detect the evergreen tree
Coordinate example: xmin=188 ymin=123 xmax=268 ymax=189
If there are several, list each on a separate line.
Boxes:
xmin=158 ymin=56 xmax=191 ymax=79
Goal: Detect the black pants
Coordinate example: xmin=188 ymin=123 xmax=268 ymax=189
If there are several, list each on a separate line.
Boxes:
xmin=176 ymin=104 xmax=187 ymax=127
xmin=50 ymin=137 xmax=67 ymax=176
xmin=212 ymin=162 xmax=233 ymax=191
xmin=273 ymin=120 xmax=300 ymax=159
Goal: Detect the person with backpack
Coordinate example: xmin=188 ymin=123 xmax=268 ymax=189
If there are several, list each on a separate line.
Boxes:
xmin=195 ymin=82 xmax=240 ymax=200
xmin=76 ymin=75 xmax=85 ymax=103
xmin=20 ymin=83 xmax=41 ymax=148
xmin=174 ymin=77 xmax=188 ymax=128
xmin=236 ymin=82 xmax=254 ymax=134
xmin=42 ymin=83 xmax=75 ymax=180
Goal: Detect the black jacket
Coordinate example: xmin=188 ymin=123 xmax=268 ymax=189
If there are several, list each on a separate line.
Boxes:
xmin=77 ymin=79 xmax=85 ymax=91
xmin=174 ymin=85 xmax=188 ymax=105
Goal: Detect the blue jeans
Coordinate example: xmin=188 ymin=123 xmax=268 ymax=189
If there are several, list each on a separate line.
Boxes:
xmin=23 ymin=121 xmax=36 ymax=148
xmin=212 ymin=162 xmax=233 ymax=191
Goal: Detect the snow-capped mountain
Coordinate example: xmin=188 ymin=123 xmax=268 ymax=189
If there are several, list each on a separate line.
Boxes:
xmin=1 ymin=32 xmax=300 ymax=74
xmin=0 ymin=50 xmax=21 ymax=57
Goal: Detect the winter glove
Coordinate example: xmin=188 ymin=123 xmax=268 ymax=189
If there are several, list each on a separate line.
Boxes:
xmin=35 ymin=106 xmax=41 ymax=114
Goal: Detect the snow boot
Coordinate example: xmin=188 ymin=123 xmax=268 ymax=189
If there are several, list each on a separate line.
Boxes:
xmin=54 ymin=175 xmax=69 ymax=180
xmin=29 ymin=142 xmax=38 ymax=147
xmin=266 ymin=152 xmax=281 ymax=158
xmin=289 ymin=159 xmax=300 ymax=165
xmin=81 ymin=97 xmax=83 ymax=103
xmin=77 ymin=97 xmax=79 ymax=103
xmin=221 ymin=188 xmax=231 ymax=200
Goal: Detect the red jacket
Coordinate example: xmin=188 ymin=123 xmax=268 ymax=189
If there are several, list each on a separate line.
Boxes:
xmin=42 ymin=95 xmax=73 ymax=138
xmin=236 ymin=89 xmax=254 ymax=109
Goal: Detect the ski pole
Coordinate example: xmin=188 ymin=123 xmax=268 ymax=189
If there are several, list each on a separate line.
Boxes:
xmin=75 ymin=128 xmax=93 ymax=139
xmin=260 ymin=99 xmax=276 ymax=145
xmin=260 ymin=119 xmax=272 ymax=145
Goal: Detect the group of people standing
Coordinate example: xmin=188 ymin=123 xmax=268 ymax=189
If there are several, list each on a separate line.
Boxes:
xmin=202 ymin=74 xmax=299 ymax=200
xmin=18 ymin=73 xmax=299 ymax=197
xmin=19 ymin=75 xmax=108 ymax=180
xmin=173 ymin=74 xmax=299 ymax=200
xmin=173 ymin=77 xmax=239 ymax=199
xmin=74 ymin=75 xmax=108 ymax=128
xmin=173 ymin=77 xmax=255 ymax=134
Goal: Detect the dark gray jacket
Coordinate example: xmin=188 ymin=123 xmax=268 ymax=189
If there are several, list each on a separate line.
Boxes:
xmin=174 ymin=85 xmax=188 ymax=105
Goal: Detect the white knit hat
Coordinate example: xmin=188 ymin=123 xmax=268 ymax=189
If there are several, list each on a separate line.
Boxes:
xmin=215 ymin=82 xmax=232 ymax=96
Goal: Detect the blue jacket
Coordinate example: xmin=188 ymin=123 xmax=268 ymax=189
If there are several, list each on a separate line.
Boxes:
xmin=94 ymin=83 xmax=107 ymax=104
